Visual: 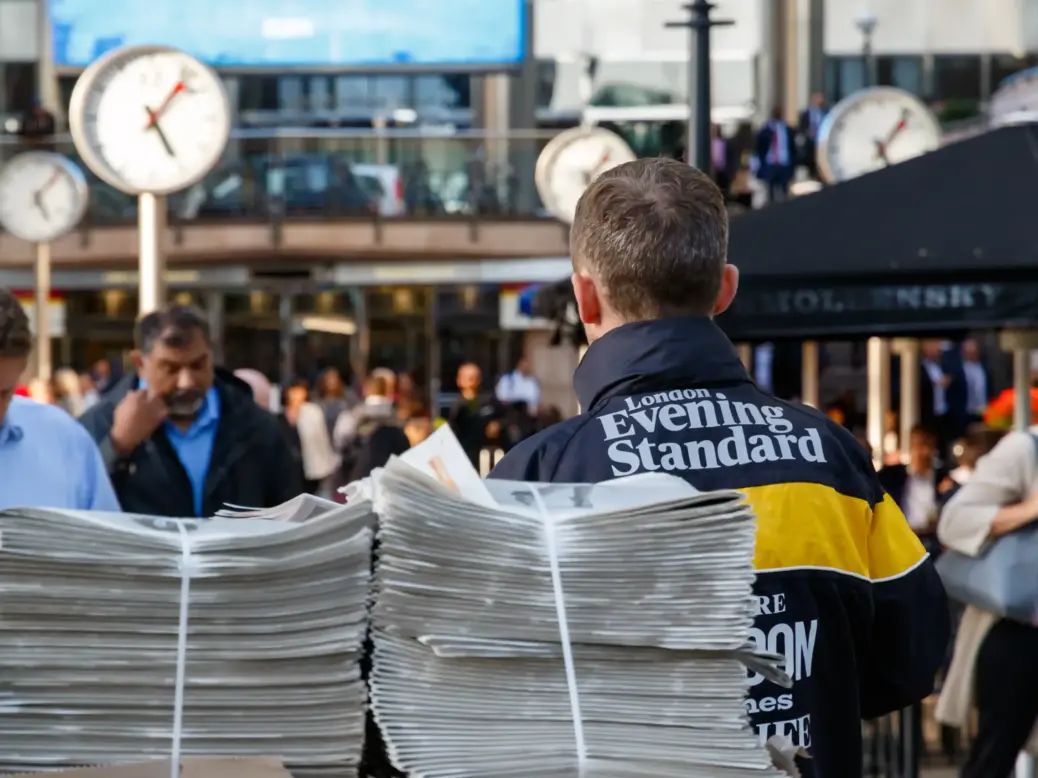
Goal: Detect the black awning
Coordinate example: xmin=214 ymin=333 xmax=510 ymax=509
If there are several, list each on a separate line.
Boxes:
xmin=718 ymin=271 xmax=1038 ymax=341
xmin=728 ymin=123 xmax=1038 ymax=279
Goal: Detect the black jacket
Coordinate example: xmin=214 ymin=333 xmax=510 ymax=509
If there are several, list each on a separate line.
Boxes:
xmin=489 ymin=317 xmax=949 ymax=778
xmin=79 ymin=370 xmax=304 ymax=516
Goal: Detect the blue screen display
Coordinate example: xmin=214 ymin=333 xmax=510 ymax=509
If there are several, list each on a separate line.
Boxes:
xmin=50 ymin=0 xmax=526 ymax=68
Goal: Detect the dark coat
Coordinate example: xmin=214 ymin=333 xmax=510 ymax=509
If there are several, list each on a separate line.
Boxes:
xmin=79 ymin=369 xmax=304 ymax=517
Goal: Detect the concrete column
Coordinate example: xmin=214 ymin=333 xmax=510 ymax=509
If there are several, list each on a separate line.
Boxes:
xmin=866 ymin=337 xmax=892 ymax=465
xmin=737 ymin=343 xmax=753 ymax=373
xmin=278 ymin=293 xmax=295 ymax=388
xmin=482 ymin=74 xmax=511 ymax=200
xmin=894 ymin=338 xmax=921 ymax=462
xmin=206 ymin=291 xmax=225 ymax=366
xmin=757 ymin=0 xmax=781 ymax=122
xmin=999 ymin=330 xmax=1038 ymax=432
xmin=801 ymin=341 xmax=819 ymax=408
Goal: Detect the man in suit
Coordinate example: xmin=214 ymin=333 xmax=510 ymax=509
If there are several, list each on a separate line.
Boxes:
xmin=798 ymin=92 xmax=828 ymax=179
xmin=879 ymin=424 xmax=949 ymax=557
xmin=754 ymin=107 xmax=796 ymax=203
xmin=957 ymin=338 xmax=991 ymax=429
xmin=920 ymin=339 xmax=954 ymax=459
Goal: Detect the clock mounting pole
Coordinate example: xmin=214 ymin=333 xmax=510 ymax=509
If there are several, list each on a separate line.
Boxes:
xmin=138 ymin=193 xmax=167 ymax=315
xmin=0 ymin=151 xmax=89 ymax=381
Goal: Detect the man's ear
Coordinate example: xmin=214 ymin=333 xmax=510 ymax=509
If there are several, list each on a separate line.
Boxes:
xmin=130 ymin=350 xmax=144 ymax=372
xmin=712 ymin=264 xmax=740 ymax=316
xmin=571 ymin=271 xmax=602 ymax=325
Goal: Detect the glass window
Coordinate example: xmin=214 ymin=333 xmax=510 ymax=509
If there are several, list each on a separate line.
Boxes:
xmin=933 ymin=55 xmax=982 ymax=101
xmin=414 ymin=75 xmax=457 ymax=109
xmin=308 ymin=76 xmax=332 ymax=112
xmin=990 ymin=54 xmax=1038 ymax=94
xmin=371 ymin=76 xmax=409 ymax=110
xmin=823 ymin=57 xmax=867 ymax=102
xmin=278 ymin=76 xmax=305 ymax=112
xmin=237 ymin=75 xmax=280 ymax=112
xmin=335 ymin=76 xmax=369 ymax=110
xmin=877 ymin=56 xmax=923 ymax=95
xmin=1 ymin=62 xmax=37 ymax=116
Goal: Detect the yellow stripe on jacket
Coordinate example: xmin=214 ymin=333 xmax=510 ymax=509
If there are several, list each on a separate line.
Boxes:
xmin=742 ymin=483 xmax=928 ymax=581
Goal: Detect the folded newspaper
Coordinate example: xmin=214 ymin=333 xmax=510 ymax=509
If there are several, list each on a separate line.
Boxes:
xmin=365 ymin=425 xmax=800 ymax=777
xmin=0 ymin=497 xmax=374 ymax=778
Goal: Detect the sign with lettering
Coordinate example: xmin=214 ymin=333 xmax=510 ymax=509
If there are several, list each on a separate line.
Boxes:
xmin=721 ymin=279 xmax=1038 ymax=340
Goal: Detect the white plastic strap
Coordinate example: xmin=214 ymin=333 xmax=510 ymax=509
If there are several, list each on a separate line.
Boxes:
xmin=527 ymin=485 xmax=587 ymax=775
xmin=171 ymin=522 xmax=196 ymax=778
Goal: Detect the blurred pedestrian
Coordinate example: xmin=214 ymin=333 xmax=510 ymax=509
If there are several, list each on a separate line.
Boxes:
xmin=79 ymin=304 xmax=303 ymax=516
xmin=314 ymin=367 xmax=358 ymax=439
xmin=0 ymin=290 xmax=119 ymax=511
xmin=52 ymin=367 xmax=85 ymax=417
xmin=283 ymin=377 xmax=340 ymax=498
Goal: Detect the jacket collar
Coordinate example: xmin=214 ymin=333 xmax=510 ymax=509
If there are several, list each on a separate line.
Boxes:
xmin=574 ymin=317 xmax=752 ymax=412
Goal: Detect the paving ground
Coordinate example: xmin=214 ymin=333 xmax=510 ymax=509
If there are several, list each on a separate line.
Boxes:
xmin=922 ymin=768 xmax=957 ymax=778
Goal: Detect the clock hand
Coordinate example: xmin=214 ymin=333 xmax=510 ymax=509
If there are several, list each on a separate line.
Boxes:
xmin=144 ymin=106 xmax=177 ymax=158
xmin=31 ymin=167 xmax=61 ymax=220
xmin=873 ymin=138 xmax=890 ymax=166
xmin=32 ymin=191 xmax=49 ymax=221
xmin=144 ymin=81 xmax=185 ymax=130
xmin=884 ymin=108 xmax=911 ymax=147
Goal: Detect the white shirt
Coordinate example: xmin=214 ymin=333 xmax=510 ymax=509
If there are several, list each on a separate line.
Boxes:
xmin=903 ymin=470 xmax=937 ymax=531
xmin=496 ymin=370 xmax=540 ymax=412
xmin=754 ymin=343 xmax=774 ymax=392
xmin=922 ymin=359 xmax=948 ymax=416
xmin=765 ymin=121 xmax=791 ymax=166
xmin=963 ymin=360 xmax=987 ymax=416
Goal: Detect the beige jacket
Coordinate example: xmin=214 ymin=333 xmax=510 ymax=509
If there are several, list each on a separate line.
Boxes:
xmin=935 ymin=430 xmax=1038 ymax=753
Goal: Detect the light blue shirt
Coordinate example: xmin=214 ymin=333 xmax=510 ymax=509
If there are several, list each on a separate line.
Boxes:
xmin=158 ymin=386 xmax=221 ymax=516
xmin=0 ymin=396 xmax=121 ymax=511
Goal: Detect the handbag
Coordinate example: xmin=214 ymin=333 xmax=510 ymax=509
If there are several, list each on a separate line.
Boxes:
xmin=935 ymin=435 xmax=1038 ymax=626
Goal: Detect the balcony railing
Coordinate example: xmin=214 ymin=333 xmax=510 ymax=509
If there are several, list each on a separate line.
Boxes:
xmin=0 ymin=129 xmax=563 ymax=227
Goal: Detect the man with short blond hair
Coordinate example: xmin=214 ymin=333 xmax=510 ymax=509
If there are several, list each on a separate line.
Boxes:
xmin=490 ymin=158 xmax=949 ymax=778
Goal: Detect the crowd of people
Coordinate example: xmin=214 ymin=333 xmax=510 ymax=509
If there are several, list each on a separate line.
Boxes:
xmin=0 ymin=297 xmax=563 ymax=517
xmin=2 ymin=156 xmax=1037 ymax=778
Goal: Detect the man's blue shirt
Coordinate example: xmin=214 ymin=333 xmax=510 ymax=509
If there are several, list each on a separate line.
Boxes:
xmin=0 ymin=396 xmax=121 ymax=511
xmin=160 ymin=387 xmax=220 ymax=516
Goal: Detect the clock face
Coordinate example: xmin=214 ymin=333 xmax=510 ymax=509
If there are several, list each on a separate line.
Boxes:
xmin=0 ymin=152 xmax=89 ymax=243
xmin=816 ymin=87 xmax=942 ymax=184
xmin=535 ymin=127 xmax=638 ymax=223
xmin=69 ymin=46 xmax=231 ymax=195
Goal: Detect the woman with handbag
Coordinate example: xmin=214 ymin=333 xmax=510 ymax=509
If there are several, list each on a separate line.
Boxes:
xmin=937 ymin=430 xmax=1038 ymax=777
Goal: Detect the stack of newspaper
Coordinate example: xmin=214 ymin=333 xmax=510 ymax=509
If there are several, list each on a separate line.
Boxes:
xmin=0 ymin=496 xmax=374 ymax=778
xmin=368 ymin=428 xmax=794 ymax=778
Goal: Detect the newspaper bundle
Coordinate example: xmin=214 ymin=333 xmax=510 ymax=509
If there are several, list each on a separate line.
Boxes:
xmin=0 ymin=497 xmax=374 ymax=778
xmin=368 ymin=426 xmax=796 ymax=777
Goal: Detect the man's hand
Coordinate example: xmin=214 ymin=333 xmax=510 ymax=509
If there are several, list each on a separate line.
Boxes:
xmin=110 ymin=389 xmax=168 ymax=456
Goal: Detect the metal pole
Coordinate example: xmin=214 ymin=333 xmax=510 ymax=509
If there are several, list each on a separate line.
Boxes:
xmin=666 ymin=1 xmax=733 ymax=171
xmin=694 ymin=4 xmax=713 ymax=172
xmin=34 ymin=242 xmax=52 ymax=380
xmin=801 ymin=341 xmax=819 ymax=408
xmin=138 ymin=193 xmax=167 ymax=314
xmin=867 ymin=337 xmax=891 ymax=466
xmin=1013 ymin=348 xmax=1031 ymax=431
xmin=687 ymin=25 xmax=698 ymax=167
xmin=898 ymin=339 xmax=921 ymax=461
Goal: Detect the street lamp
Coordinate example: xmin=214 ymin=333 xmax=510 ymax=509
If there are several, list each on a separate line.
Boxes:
xmin=666 ymin=1 xmax=734 ymax=172
xmin=854 ymin=10 xmax=879 ymax=87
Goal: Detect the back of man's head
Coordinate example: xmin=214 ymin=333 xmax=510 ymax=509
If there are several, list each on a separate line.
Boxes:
xmin=570 ymin=157 xmax=730 ymax=327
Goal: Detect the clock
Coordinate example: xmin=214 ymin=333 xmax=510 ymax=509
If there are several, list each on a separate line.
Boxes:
xmin=0 ymin=151 xmax=89 ymax=243
xmin=535 ymin=126 xmax=638 ymax=224
xmin=816 ymin=87 xmax=942 ymax=184
xmin=68 ymin=45 xmax=231 ymax=196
